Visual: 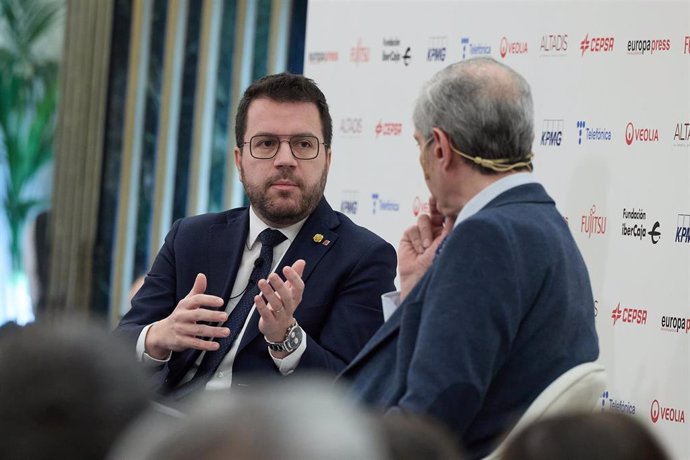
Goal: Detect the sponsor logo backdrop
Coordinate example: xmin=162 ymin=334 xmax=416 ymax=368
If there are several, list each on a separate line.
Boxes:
xmin=305 ymin=1 xmax=690 ymax=457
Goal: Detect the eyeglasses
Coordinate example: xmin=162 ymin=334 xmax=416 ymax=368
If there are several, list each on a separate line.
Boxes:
xmin=243 ymin=134 xmax=327 ymax=160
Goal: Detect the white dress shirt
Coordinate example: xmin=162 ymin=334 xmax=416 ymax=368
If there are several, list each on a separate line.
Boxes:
xmin=136 ymin=207 xmax=308 ymax=390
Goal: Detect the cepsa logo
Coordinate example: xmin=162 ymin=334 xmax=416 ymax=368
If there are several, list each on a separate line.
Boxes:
xmin=412 ymin=196 xmax=430 ymax=217
xmin=350 ymin=38 xmax=370 ymax=63
xmin=651 ymin=399 xmax=685 ymax=424
xmin=499 ymin=36 xmax=528 ymax=58
xmin=539 ymin=34 xmax=568 ymax=56
xmin=625 ymin=122 xmax=660 ymax=145
xmin=660 ymin=315 xmax=690 ymax=333
xmin=626 ymin=38 xmax=671 ymax=55
xmin=581 ymin=204 xmax=607 ymax=238
xmin=375 ymin=120 xmax=402 ymax=137
xmin=308 ymin=51 xmax=339 ymax=64
xmin=611 ymin=302 xmax=648 ymax=326
xmin=580 ymin=34 xmax=615 ymax=56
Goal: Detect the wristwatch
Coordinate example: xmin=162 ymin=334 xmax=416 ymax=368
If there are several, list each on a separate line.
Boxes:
xmin=265 ymin=322 xmax=304 ymax=353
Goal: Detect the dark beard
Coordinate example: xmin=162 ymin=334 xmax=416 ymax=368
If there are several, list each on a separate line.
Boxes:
xmin=244 ymin=168 xmax=328 ymax=227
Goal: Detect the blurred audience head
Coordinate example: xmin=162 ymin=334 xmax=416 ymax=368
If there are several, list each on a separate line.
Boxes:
xmin=0 ymin=318 xmax=151 ymax=460
xmin=376 ymin=411 xmax=465 ymax=460
xmin=501 ymin=412 xmax=669 ymax=460
xmin=111 ymin=375 xmax=386 ymax=460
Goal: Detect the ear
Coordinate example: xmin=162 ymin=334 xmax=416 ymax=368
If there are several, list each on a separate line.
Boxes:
xmin=431 ymin=127 xmax=455 ymax=171
xmin=324 ymin=147 xmax=332 ymax=171
xmin=233 ymin=146 xmax=243 ymax=182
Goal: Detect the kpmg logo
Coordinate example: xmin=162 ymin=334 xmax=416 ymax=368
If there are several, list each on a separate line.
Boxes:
xmin=651 ymin=399 xmax=686 ymax=424
xmin=499 ymin=36 xmax=528 ymax=58
xmin=340 ymin=190 xmax=359 ymax=215
xmin=308 ymin=51 xmax=339 ymax=64
xmin=625 ymin=122 xmax=660 ymax=145
xmin=660 ymin=315 xmax=690 ymax=333
xmin=375 ymin=120 xmax=402 ymax=137
xmin=381 ymin=37 xmax=411 ymax=66
xmin=579 ymin=34 xmax=615 ymax=56
xmin=673 ymin=122 xmax=690 ymax=147
xmin=539 ymin=34 xmax=568 ymax=56
xmin=620 ymin=208 xmax=661 ymax=244
xmin=412 ymin=196 xmax=430 ymax=217
xmin=576 ymin=120 xmax=612 ymax=145
xmin=371 ymin=193 xmax=400 ymax=214
xmin=460 ymin=37 xmax=491 ymax=60
xmin=611 ymin=302 xmax=648 ymax=326
xmin=427 ymin=36 xmax=447 ymax=62
xmin=350 ymin=38 xmax=370 ymax=63
xmin=581 ymin=204 xmax=607 ymax=238
xmin=601 ymin=391 xmax=636 ymax=415
xmin=675 ymin=214 xmax=690 ymax=243
xmin=626 ymin=38 xmax=671 ymax=55
xmin=540 ymin=119 xmax=563 ymax=147
xmin=339 ymin=117 xmax=363 ymax=137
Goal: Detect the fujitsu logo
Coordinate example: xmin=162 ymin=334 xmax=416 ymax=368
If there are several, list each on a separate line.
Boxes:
xmin=581 ymin=205 xmax=607 ymax=238
xmin=651 ymin=399 xmax=685 ymax=424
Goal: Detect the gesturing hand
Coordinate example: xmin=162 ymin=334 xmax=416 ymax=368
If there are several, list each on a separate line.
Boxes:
xmin=255 ymin=259 xmax=306 ymax=357
xmin=398 ymin=197 xmax=454 ymax=300
xmin=145 ymin=273 xmax=230 ymax=360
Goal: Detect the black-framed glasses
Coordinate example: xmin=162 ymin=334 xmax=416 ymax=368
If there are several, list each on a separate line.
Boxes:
xmin=243 ymin=134 xmax=327 ymax=160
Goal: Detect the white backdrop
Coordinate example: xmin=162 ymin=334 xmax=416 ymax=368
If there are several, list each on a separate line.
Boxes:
xmin=304 ymin=1 xmax=690 ymax=457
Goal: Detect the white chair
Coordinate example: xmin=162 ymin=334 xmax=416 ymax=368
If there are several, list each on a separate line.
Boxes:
xmin=482 ymin=361 xmax=607 ymax=460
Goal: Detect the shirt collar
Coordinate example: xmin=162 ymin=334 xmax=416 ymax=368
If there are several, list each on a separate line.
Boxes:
xmin=454 ymin=172 xmax=537 ymax=228
xmin=247 ymin=206 xmax=307 ymax=249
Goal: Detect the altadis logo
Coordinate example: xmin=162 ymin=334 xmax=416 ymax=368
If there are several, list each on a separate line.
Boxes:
xmin=673 ymin=121 xmax=690 ymax=147
xmin=580 ymin=34 xmax=615 ymax=56
xmin=651 ymin=399 xmax=685 ymax=424
xmin=625 ymin=122 xmax=660 ymax=145
xmin=539 ymin=34 xmax=568 ymax=56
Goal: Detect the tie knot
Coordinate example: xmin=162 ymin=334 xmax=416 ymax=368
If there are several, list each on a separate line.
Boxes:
xmin=259 ymin=228 xmax=287 ymax=248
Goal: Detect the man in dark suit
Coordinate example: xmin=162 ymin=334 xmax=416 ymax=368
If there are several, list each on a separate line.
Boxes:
xmin=339 ymin=58 xmax=599 ymax=459
xmin=116 ymin=73 xmax=396 ymax=398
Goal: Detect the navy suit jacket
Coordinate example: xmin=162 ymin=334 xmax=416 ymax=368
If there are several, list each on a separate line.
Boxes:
xmin=341 ymin=183 xmax=599 ymax=459
xmin=116 ymin=199 xmax=396 ymax=393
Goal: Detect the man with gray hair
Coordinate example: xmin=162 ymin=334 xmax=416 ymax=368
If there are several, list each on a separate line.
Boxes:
xmin=339 ymin=57 xmax=599 ymax=459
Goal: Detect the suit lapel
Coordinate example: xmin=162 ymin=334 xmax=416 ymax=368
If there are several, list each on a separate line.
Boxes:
xmin=237 ymin=199 xmax=340 ymax=352
xmin=207 ymin=210 xmax=249 ymax=301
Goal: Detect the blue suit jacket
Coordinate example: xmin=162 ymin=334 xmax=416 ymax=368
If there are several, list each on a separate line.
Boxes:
xmin=341 ymin=184 xmax=599 ymax=459
xmin=116 ymin=199 xmax=396 ymax=393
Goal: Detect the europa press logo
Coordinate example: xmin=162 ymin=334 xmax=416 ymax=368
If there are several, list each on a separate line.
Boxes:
xmin=651 ymin=399 xmax=686 ymax=424
xmin=579 ymin=34 xmax=615 ymax=56
xmin=625 ymin=122 xmax=660 ymax=145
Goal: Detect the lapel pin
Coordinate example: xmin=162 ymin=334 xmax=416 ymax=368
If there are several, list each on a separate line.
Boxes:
xmin=322 ymin=239 xmax=330 ymax=246
xmin=313 ymin=233 xmax=324 ymax=243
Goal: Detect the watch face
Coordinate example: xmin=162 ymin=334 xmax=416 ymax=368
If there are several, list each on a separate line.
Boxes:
xmin=284 ymin=325 xmax=303 ymax=352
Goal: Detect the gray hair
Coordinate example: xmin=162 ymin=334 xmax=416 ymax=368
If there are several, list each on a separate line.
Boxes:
xmin=413 ymin=57 xmax=534 ymax=174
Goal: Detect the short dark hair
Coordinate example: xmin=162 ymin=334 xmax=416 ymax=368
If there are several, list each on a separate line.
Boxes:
xmin=235 ymin=73 xmax=333 ymax=149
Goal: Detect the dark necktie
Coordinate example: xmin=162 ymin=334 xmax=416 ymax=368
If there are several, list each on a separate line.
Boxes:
xmin=189 ymin=228 xmax=287 ymax=385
